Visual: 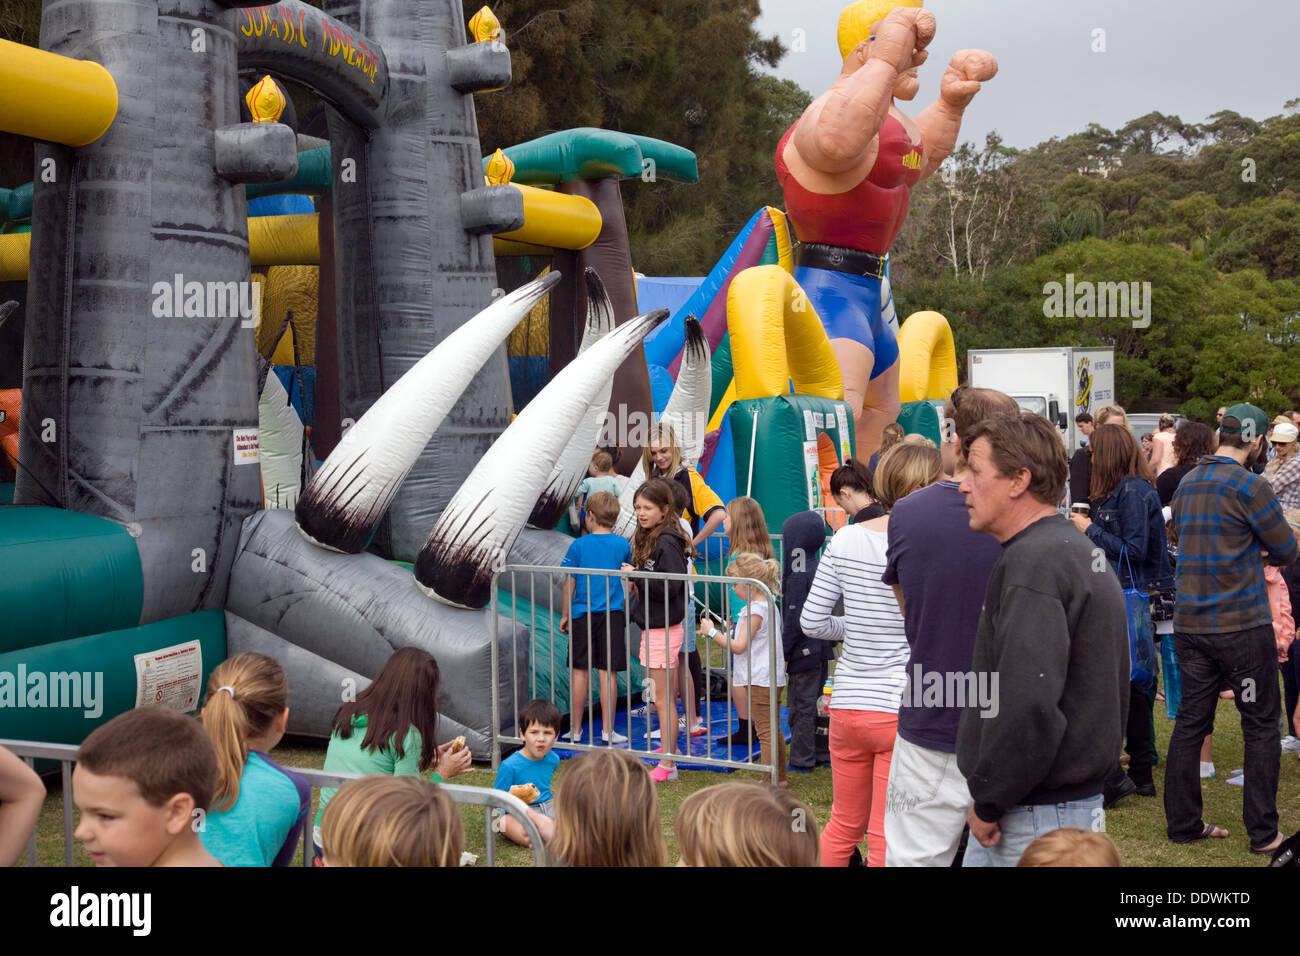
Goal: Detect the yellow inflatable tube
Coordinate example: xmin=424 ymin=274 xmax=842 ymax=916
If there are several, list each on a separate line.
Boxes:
xmin=708 ymin=265 xmax=844 ymax=431
xmin=0 ymin=39 xmax=117 ymax=146
xmin=897 ymin=310 xmax=959 ymax=403
xmin=496 ymin=184 xmax=601 ymax=251
xmin=0 ymin=232 xmax=30 ymax=283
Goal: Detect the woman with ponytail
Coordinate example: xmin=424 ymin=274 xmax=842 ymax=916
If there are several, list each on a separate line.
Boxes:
xmin=199 ymin=653 xmax=310 ymax=867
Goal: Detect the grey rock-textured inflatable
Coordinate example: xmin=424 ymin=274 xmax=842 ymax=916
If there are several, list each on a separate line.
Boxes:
xmin=227 ymin=510 xmax=529 ymax=753
xmin=225 ymin=611 xmax=490 ymax=753
xmin=17 ymin=0 xmax=286 ymax=623
xmin=322 ymin=0 xmax=519 ymax=562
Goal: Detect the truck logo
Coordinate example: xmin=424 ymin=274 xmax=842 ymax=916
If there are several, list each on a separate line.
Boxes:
xmin=1076 ymin=357 xmax=1092 ymax=413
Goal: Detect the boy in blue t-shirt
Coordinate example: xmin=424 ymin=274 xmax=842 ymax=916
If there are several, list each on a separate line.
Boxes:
xmin=494 ymin=699 xmax=562 ymax=848
xmin=569 ymin=450 xmax=627 ymax=532
xmin=558 ymin=491 xmax=631 ymax=745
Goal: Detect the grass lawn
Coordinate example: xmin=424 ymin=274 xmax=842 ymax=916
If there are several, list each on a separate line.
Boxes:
xmin=21 ymin=693 xmax=1300 ymax=867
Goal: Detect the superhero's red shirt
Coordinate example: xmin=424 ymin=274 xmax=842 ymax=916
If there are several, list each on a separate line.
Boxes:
xmin=775 ymin=113 xmax=924 ymax=255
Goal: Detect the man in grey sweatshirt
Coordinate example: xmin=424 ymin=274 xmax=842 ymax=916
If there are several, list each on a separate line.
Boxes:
xmin=956 ymin=413 xmax=1129 ymax=867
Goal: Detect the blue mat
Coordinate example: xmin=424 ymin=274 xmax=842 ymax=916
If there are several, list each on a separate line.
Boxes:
xmin=553 ymin=700 xmax=791 ymax=773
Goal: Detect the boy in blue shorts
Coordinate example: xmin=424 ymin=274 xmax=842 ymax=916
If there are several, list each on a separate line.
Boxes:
xmin=559 ymin=491 xmax=631 ymax=745
xmin=494 ymin=699 xmax=562 ymax=848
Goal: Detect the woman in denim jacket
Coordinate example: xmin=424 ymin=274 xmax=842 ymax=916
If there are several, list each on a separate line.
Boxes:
xmin=1069 ymin=424 xmax=1172 ymax=804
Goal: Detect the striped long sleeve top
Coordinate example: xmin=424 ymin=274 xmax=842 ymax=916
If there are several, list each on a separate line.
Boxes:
xmin=799 ymin=524 xmax=907 ymax=713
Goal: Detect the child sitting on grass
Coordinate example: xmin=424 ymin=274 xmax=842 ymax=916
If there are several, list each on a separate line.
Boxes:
xmin=559 ymin=491 xmax=631 ymax=745
xmin=320 ymin=775 xmax=463 ymax=866
xmin=702 ymin=551 xmax=786 ymax=785
xmin=314 ymin=646 xmax=472 ymax=858
xmin=549 ymin=749 xmax=666 ymax=866
xmin=73 ymin=707 xmax=221 ymax=867
xmin=676 ymin=781 xmax=820 ymax=866
xmin=199 ymin=652 xmax=310 ymax=866
xmin=493 ymin=699 xmax=561 ymax=848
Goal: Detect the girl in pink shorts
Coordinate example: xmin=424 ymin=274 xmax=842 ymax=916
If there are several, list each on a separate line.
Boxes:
xmin=623 ymin=478 xmax=692 ymax=783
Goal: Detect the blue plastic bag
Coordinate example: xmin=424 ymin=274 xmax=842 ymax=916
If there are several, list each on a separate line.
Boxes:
xmin=1120 ymin=547 xmax=1158 ymax=688
xmin=1160 ymin=631 xmax=1182 ymax=719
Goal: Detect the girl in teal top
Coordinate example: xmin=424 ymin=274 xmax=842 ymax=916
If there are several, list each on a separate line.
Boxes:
xmin=199 ymin=652 xmax=311 ymax=867
xmin=313 ymin=647 xmax=471 ymax=857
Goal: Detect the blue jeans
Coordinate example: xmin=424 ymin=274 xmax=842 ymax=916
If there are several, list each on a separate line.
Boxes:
xmin=962 ymin=795 xmax=1104 ymax=867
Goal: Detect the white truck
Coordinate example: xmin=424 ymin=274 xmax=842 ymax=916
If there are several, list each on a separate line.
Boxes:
xmin=966 ymin=347 xmax=1115 ymax=454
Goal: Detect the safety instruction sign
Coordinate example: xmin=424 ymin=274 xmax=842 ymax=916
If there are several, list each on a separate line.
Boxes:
xmin=134 ymin=640 xmax=203 ymax=713
xmin=233 ymin=427 xmax=260 ymax=465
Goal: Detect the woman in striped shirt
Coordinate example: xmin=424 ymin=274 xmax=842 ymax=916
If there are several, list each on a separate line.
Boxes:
xmin=801 ymin=440 xmax=942 ymax=867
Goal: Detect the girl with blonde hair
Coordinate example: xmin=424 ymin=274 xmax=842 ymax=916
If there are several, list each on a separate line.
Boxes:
xmin=643 ymin=421 xmax=726 ymax=548
xmin=549 ymin=750 xmax=667 ymax=867
xmin=199 ymin=652 xmax=310 ymax=866
xmin=320 ymin=775 xmax=463 ymax=867
xmin=702 ymin=552 xmax=787 ymax=784
xmin=676 ymin=781 xmax=820 ymax=866
xmin=716 ymin=495 xmax=776 ymax=748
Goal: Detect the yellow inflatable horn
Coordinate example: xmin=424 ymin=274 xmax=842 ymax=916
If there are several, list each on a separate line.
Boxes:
xmin=897 ymin=310 xmax=958 ymax=403
xmin=837 ymin=0 xmax=923 ymax=60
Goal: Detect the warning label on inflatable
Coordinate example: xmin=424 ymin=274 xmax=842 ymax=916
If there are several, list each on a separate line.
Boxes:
xmin=835 ymin=405 xmax=852 ymax=460
xmin=233 ymin=427 xmax=260 ymax=465
xmin=134 ymin=640 xmax=203 ymax=713
xmin=804 ymin=441 xmax=823 ymax=510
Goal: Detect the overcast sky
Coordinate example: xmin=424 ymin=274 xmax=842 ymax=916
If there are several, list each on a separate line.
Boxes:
xmin=756 ymin=0 xmax=1299 ymax=149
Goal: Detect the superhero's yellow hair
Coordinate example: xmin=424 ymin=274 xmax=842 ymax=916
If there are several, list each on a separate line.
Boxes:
xmin=837 ymin=0 xmax=923 ymax=60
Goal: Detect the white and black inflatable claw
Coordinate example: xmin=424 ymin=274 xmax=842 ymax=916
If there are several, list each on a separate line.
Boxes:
xmin=527 ymin=268 xmax=617 ymax=530
xmin=294 ymin=271 xmax=561 ymax=553
xmin=613 ymin=315 xmax=711 ymax=538
xmin=415 ymin=307 xmax=671 ymax=609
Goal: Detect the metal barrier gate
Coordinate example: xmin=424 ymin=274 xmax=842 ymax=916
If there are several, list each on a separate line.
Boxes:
xmin=1 ymin=738 xmax=547 ymax=867
xmin=490 ymin=564 xmax=782 ymax=783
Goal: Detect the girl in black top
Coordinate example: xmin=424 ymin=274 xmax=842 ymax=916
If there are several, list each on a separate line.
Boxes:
xmin=622 ymin=478 xmax=691 ymax=782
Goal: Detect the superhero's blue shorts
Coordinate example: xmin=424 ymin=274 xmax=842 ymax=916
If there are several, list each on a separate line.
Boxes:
xmin=793 ymin=265 xmax=899 ymax=381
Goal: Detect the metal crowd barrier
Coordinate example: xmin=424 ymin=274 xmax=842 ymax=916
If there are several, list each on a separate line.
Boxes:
xmin=490 ymin=564 xmax=782 ymax=783
xmin=0 ymin=738 xmax=547 ymax=868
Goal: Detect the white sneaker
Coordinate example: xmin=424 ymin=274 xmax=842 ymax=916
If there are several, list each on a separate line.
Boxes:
xmin=1282 ymin=735 xmax=1300 ymax=755
xmin=560 ymin=729 xmax=582 ymax=743
xmin=649 ymin=717 xmax=687 ymax=740
xmin=1200 ymin=761 xmax=1215 ymax=778
xmin=602 ymin=730 xmax=628 ymax=745
xmin=630 ymin=704 xmax=650 ymax=718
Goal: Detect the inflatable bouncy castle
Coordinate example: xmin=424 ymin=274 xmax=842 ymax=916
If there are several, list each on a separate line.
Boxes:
xmin=0 ymin=0 xmax=981 ymax=751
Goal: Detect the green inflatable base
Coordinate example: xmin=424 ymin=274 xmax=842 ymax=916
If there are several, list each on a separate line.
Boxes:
xmin=898 ymin=400 xmax=943 ymax=446
xmin=728 ymin=394 xmax=856 ymax=534
xmin=0 ymin=610 xmax=226 ymax=745
xmin=0 ymin=506 xmax=144 ymax=655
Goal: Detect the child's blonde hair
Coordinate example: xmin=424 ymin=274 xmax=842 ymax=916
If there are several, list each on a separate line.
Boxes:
xmin=676 ymin=781 xmax=819 ymax=866
xmin=320 ymin=775 xmax=462 ymax=867
xmin=725 ymin=496 xmax=774 ymax=559
xmin=201 ymin=652 xmax=289 ymax=812
xmin=1016 ymin=828 xmax=1121 ymax=867
xmin=550 ymin=750 xmax=666 ymax=867
xmin=726 ymin=551 xmax=780 ymax=597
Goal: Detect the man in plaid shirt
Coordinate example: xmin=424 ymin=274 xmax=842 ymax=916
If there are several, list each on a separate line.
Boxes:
xmin=1166 ymin=404 xmax=1298 ymax=854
